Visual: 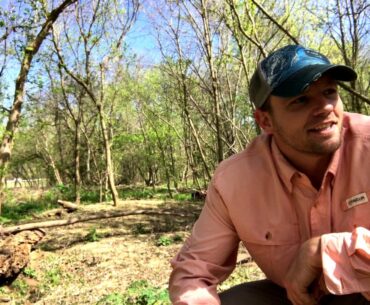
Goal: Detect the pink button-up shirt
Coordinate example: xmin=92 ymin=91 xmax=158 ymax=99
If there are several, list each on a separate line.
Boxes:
xmin=169 ymin=112 xmax=370 ymax=304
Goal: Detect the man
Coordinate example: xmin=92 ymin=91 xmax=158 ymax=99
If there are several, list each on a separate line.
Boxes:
xmin=169 ymin=45 xmax=370 ymax=305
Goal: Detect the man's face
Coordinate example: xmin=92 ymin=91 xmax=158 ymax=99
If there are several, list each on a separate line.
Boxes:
xmin=256 ymin=75 xmax=344 ymax=158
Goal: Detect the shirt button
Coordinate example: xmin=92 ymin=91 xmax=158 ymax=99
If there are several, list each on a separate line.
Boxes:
xmin=265 ymin=231 xmax=272 ymax=240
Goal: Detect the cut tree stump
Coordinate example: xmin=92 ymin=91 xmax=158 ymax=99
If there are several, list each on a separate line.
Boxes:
xmin=0 ymin=229 xmax=45 ymax=282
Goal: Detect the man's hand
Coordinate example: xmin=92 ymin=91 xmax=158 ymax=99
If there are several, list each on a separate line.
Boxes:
xmin=283 ymin=236 xmax=322 ymax=305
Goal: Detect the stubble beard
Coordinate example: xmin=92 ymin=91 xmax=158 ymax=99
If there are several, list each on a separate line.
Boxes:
xmin=274 ymin=122 xmax=343 ymax=156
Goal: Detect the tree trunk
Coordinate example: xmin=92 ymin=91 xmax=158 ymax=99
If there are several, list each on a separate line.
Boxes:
xmin=0 ymin=0 xmax=77 ymax=213
xmin=46 ymin=155 xmax=63 ymax=186
xmin=74 ymin=123 xmax=81 ymax=205
xmin=97 ymin=104 xmax=119 ymax=206
xmin=42 ymin=133 xmax=63 ymax=185
xmin=200 ymin=0 xmax=224 ymax=163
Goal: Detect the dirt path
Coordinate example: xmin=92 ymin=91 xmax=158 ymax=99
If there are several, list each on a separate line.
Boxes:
xmin=1 ymin=199 xmax=264 ymax=304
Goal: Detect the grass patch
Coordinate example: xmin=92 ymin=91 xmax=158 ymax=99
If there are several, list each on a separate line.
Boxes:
xmin=0 ymin=185 xmax=100 ymax=224
xmin=44 ymin=267 xmax=63 ymax=286
xmin=172 ymin=193 xmax=192 ymax=201
xmin=11 ymin=279 xmax=29 ymax=297
xmin=118 ymin=186 xmax=192 ymax=201
xmin=118 ymin=187 xmax=157 ymax=200
xmin=22 ymin=267 xmax=37 ymax=279
xmin=219 ymin=262 xmax=265 ymax=292
xmin=7 ymin=261 xmax=68 ymax=303
xmin=96 ymin=293 xmax=125 ymax=305
xmin=0 ymin=185 xmax=198 ymax=225
xmin=80 ymin=190 xmax=101 ymax=203
xmin=0 ymin=198 xmax=58 ymax=224
xmin=97 ymin=280 xmax=170 ymax=305
xmin=155 ymin=234 xmax=183 ymax=247
xmin=53 ymin=184 xmax=101 ymax=204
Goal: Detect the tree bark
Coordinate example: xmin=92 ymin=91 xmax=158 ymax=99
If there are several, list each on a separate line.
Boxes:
xmin=0 ymin=229 xmax=45 ymax=281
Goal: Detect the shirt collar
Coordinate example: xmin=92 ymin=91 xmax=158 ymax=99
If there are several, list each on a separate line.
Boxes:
xmin=270 ymin=137 xmax=298 ymax=193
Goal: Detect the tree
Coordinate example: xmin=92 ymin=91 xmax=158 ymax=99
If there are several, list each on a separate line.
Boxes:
xmin=323 ymin=0 xmax=370 ymax=112
xmin=0 ymin=0 xmax=77 ymax=213
xmin=51 ymin=0 xmax=140 ymax=206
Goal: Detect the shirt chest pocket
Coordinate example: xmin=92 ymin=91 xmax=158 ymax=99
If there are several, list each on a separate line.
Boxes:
xmin=238 ymin=223 xmax=301 ymax=284
xmin=238 ymin=223 xmax=301 ymax=246
xmin=340 ymin=190 xmax=370 ymax=230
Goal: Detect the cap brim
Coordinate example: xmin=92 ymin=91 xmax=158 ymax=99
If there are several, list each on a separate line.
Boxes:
xmin=272 ymin=64 xmax=357 ymax=97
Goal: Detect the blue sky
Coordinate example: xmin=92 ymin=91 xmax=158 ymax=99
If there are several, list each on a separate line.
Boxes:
xmin=0 ymin=0 xmax=163 ymax=109
xmin=125 ymin=3 xmax=161 ymax=66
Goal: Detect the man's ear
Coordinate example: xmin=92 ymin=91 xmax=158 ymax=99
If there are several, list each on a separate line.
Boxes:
xmin=254 ymin=109 xmax=274 ymax=134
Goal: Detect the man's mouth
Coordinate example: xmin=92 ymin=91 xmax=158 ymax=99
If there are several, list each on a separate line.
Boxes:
xmin=309 ymin=122 xmax=335 ymax=132
xmin=307 ymin=121 xmax=340 ymax=136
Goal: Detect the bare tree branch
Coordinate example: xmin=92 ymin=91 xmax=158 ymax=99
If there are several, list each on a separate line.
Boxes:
xmin=339 ymin=82 xmax=370 ymax=105
xmin=251 ymin=0 xmax=299 ymax=45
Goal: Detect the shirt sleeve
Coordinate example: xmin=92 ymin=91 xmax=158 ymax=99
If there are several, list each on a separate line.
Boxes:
xmin=321 ymin=227 xmax=370 ymax=299
xmin=169 ymin=181 xmax=240 ymax=305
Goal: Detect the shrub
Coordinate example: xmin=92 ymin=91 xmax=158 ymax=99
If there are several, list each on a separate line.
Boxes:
xmin=155 ymin=235 xmax=173 ymax=246
xmin=45 ymin=268 xmax=62 ymax=286
xmin=85 ymin=227 xmax=102 ymax=242
xmin=23 ymin=267 xmax=37 ymax=279
xmin=155 ymin=234 xmax=183 ymax=246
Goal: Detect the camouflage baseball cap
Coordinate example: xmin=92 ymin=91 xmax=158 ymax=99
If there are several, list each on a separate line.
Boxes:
xmin=249 ymin=45 xmax=357 ymax=108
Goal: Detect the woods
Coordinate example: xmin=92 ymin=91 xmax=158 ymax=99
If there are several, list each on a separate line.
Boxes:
xmin=0 ymin=0 xmax=368 ymax=203
xmin=0 ymin=0 xmax=368 ymax=304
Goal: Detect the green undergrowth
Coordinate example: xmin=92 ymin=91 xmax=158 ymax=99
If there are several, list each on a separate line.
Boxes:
xmin=155 ymin=234 xmax=183 ymax=246
xmin=9 ymin=277 xmax=170 ymax=305
xmin=97 ymin=280 xmax=170 ymax=305
xmin=117 ymin=187 xmax=192 ymax=201
xmin=54 ymin=184 xmax=194 ymax=202
xmin=0 ymin=198 xmax=58 ymax=224
xmin=6 ymin=264 xmax=67 ymax=304
xmin=1 ymin=185 xmax=199 ymax=224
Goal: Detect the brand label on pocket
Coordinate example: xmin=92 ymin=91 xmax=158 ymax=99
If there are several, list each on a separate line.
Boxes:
xmin=346 ymin=193 xmax=368 ymax=209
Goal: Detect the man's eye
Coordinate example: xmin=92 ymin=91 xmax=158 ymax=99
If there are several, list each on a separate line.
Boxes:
xmin=324 ymin=88 xmax=338 ymax=96
xmin=291 ymin=97 xmax=307 ymax=105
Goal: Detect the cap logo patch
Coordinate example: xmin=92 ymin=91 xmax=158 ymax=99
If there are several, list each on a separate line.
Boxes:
xmin=346 ymin=193 xmax=368 ymax=209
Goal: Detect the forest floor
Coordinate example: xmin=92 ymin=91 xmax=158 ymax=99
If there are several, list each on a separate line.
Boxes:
xmin=0 ymin=195 xmax=265 ymax=304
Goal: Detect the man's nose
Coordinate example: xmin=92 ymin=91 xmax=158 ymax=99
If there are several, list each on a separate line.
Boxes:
xmin=312 ymin=96 xmax=336 ymax=116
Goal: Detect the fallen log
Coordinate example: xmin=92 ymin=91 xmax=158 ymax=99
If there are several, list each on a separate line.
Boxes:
xmin=1 ymin=209 xmax=190 ymax=235
xmin=57 ymin=200 xmax=79 ymax=212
